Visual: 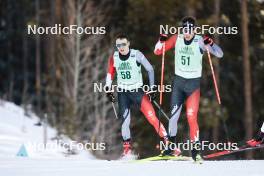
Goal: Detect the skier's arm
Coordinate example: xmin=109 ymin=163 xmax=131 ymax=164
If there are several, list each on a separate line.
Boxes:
xmin=105 ymin=54 xmax=116 ymax=88
xmin=136 ymin=51 xmax=155 ymax=88
xmin=199 ymin=37 xmax=224 ymax=58
xmin=154 ymin=34 xmax=178 ymax=55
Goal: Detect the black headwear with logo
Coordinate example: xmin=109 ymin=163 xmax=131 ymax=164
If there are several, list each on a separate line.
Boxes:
xmin=181 ymin=16 xmax=196 ymax=34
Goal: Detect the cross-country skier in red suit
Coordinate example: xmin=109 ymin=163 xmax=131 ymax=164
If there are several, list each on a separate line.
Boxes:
xmin=154 ymin=16 xmax=224 ymax=161
xmin=105 ymin=34 xmax=168 ymax=158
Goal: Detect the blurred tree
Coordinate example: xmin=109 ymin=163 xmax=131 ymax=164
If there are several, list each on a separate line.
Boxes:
xmin=241 ymin=0 xmax=253 ymax=159
xmin=0 ymin=0 xmax=263 ymax=159
xmin=212 ymin=0 xmax=221 ymax=144
xmin=35 ymin=0 xmax=42 ymax=116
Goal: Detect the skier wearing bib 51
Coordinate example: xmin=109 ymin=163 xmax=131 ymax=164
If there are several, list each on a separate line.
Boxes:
xmin=105 ymin=34 xmax=168 ymax=158
xmin=154 ymin=16 xmax=224 ymax=161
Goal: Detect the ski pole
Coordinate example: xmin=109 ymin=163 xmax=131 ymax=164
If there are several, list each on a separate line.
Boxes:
xmin=111 ymin=102 xmax=118 ymax=119
xmin=206 ymin=46 xmax=221 ymax=104
xmin=153 ymin=100 xmax=169 ymax=120
xmin=158 ymin=42 xmax=166 ymax=134
xmin=159 ymin=42 xmax=166 ymax=106
xmin=206 ymin=46 xmax=230 ymax=141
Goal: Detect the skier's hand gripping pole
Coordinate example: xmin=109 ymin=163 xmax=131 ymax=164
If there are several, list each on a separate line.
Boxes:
xmin=206 ymin=46 xmax=221 ymax=105
xmin=105 ymin=86 xmax=118 ymax=119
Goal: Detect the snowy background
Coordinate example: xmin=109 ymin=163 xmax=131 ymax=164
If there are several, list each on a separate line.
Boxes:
xmin=0 ymin=100 xmax=263 ymax=176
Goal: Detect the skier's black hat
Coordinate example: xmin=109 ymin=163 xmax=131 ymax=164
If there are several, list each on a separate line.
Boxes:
xmin=181 ymin=16 xmax=196 ymax=28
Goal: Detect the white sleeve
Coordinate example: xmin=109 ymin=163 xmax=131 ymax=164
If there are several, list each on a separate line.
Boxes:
xmin=105 ymin=73 xmax=113 ymax=88
xmin=136 ymin=51 xmax=155 ymax=87
xmin=199 ymin=38 xmax=224 ymax=58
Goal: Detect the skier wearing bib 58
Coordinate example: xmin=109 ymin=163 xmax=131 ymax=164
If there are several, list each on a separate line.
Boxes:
xmin=154 ymin=16 xmax=224 ymax=161
xmin=105 ymin=34 xmax=168 ymax=158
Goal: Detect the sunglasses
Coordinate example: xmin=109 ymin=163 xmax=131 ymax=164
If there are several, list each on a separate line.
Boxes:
xmin=116 ymin=43 xmax=127 ymax=48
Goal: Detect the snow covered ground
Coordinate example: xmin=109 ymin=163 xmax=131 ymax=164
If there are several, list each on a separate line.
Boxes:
xmin=0 ymin=100 xmax=93 ymax=159
xmin=0 ymin=100 xmax=263 ymax=176
xmin=0 ymin=158 xmax=263 ymax=176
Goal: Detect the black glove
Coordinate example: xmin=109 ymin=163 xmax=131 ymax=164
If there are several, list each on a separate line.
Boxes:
xmin=146 ymin=86 xmax=157 ymax=101
xmin=203 ymin=35 xmax=214 ymax=46
xmin=105 ymin=86 xmax=115 ymax=103
xmin=159 ymin=34 xmax=168 ymax=42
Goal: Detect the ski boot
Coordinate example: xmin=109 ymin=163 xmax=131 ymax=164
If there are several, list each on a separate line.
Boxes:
xmin=160 ymin=136 xmax=181 ymax=156
xmin=120 ymin=140 xmax=137 ymax=160
xmin=122 ymin=140 xmax=132 ymax=156
xmin=247 ymin=131 xmax=264 ymax=147
xmin=191 ymin=141 xmax=203 ymax=164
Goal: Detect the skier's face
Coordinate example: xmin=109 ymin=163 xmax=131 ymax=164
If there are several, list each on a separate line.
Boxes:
xmin=116 ymin=38 xmax=130 ymax=55
xmin=184 ymin=33 xmax=194 ymax=41
xmin=182 ymin=25 xmax=195 ymax=41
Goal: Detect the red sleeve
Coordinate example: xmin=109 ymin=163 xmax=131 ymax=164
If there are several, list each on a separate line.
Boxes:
xmin=154 ymin=34 xmax=178 ymax=55
xmin=107 ymin=54 xmax=116 ymax=80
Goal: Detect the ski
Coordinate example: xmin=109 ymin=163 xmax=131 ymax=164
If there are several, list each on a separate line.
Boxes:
xmin=130 ymin=144 xmax=264 ymax=162
xmin=134 ymin=155 xmax=192 ymax=163
xmin=203 ymin=144 xmax=264 ymax=159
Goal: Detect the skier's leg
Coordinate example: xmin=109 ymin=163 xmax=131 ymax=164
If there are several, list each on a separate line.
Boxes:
xmin=118 ymin=91 xmax=133 ymax=156
xmin=186 ymin=89 xmax=200 ymax=142
xmin=139 ymin=94 xmax=167 ymax=138
xmin=130 ymin=89 xmax=167 ymax=138
xmin=185 ymin=88 xmax=202 ymax=162
xmin=117 ymin=92 xmax=131 ymax=141
xmin=161 ymin=76 xmax=185 ymax=156
xmin=168 ymin=76 xmax=185 ymax=138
